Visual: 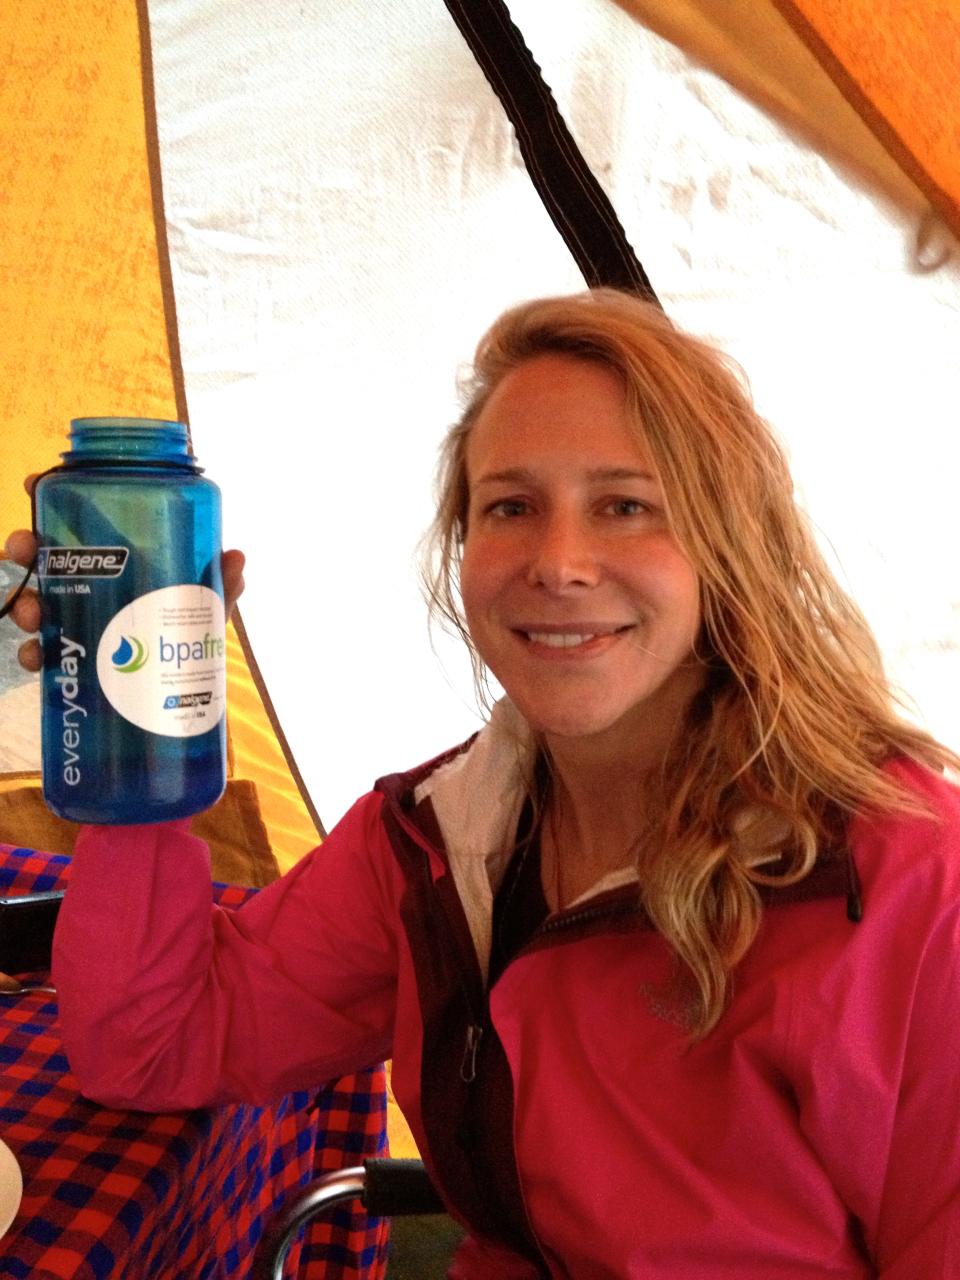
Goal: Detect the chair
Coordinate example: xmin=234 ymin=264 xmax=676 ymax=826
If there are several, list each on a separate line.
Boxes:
xmin=251 ymin=1157 xmax=457 ymax=1279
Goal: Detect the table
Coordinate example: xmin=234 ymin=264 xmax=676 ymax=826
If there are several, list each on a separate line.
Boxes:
xmin=0 ymin=844 xmax=389 ymax=1279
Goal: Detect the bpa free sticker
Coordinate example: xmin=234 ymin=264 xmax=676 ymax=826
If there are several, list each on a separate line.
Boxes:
xmin=96 ymin=585 xmax=226 ymax=737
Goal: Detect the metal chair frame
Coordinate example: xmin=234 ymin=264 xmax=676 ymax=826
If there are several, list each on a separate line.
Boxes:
xmin=251 ymin=1157 xmax=445 ymax=1279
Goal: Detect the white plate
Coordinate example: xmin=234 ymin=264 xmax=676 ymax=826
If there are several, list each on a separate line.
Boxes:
xmin=0 ymin=1139 xmax=22 ymax=1240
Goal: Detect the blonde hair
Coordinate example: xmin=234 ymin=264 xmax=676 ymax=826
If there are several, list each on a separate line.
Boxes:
xmin=422 ymin=288 xmax=958 ymax=1034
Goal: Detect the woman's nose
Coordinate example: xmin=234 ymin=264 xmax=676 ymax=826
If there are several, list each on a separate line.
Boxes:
xmin=525 ymin=514 xmax=600 ymax=590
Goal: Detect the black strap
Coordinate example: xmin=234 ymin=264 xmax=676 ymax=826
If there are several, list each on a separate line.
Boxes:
xmin=0 ymin=465 xmax=60 ymax=622
xmin=441 ymin=0 xmax=659 ymax=303
xmin=0 ymin=562 xmax=34 ymax=622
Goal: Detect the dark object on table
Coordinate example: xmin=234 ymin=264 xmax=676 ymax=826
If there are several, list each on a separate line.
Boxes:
xmin=0 ymin=889 xmax=64 ymax=972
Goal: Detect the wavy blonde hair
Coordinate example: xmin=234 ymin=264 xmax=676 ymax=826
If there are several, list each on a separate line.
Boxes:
xmin=422 ymin=288 xmax=958 ymax=1034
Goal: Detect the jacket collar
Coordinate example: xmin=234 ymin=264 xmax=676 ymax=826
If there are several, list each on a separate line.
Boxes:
xmin=375 ymin=699 xmax=860 ymax=981
xmin=378 ymin=699 xmax=536 ymax=979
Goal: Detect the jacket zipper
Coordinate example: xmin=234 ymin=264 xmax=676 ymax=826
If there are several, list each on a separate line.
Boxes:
xmin=398 ymin=807 xmax=616 ymax=1279
xmin=462 ymin=896 xmax=645 ymax=1084
xmin=460 ymin=1021 xmax=484 ymax=1083
xmin=534 ymin=895 xmax=645 ymax=938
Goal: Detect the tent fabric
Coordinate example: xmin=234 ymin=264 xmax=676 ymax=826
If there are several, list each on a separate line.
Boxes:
xmin=774 ymin=0 xmax=960 ymax=241
xmin=0 ymin=5 xmax=173 ymax=480
xmin=0 ymin=778 xmax=280 ymax=888
xmin=442 ymin=0 xmax=657 ymax=296
xmin=2 ymin=0 xmax=959 ymax=841
xmin=0 ymin=1 xmax=321 ymax=870
xmin=613 ymin=0 xmax=959 ymax=254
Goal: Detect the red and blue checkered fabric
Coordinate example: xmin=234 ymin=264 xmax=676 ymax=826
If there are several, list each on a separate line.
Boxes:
xmin=0 ymin=844 xmax=389 ymax=1279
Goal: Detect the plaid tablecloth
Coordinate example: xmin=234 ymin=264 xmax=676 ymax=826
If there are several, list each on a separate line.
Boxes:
xmin=0 ymin=843 xmax=389 ymax=1279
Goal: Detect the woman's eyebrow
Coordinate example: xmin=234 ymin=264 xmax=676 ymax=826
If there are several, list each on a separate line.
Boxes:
xmin=472 ymin=468 xmax=535 ymax=487
xmin=473 ymin=466 xmax=656 ymax=487
xmin=585 ymin=467 xmax=657 ymax=483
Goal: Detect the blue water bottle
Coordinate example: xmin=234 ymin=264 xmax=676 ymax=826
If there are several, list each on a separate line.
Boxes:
xmin=34 ymin=418 xmax=227 ymax=823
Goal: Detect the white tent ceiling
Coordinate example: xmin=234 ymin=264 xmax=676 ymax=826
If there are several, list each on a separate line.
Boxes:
xmin=148 ymin=0 xmax=960 ymax=827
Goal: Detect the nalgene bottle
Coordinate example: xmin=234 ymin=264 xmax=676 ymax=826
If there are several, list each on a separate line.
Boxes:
xmin=35 ymin=418 xmax=227 ymax=823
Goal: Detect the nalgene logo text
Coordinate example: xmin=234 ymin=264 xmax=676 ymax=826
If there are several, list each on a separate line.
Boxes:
xmin=39 ymin=546 xmax=129 ymax=578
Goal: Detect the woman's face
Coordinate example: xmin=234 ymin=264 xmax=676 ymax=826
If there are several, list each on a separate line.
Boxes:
xmin=460 ymin=353 xmax=704 ymax=761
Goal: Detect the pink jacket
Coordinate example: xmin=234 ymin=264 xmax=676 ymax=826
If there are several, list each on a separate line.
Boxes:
xmin=53 ymin=701 xmax=960 ymax=1277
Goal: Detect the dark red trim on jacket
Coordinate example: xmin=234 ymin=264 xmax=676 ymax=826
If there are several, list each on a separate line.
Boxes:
xmin=377 ymin=775 xmax=549 ymax=1270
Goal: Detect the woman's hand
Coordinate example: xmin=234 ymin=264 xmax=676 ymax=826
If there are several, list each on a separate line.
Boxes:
xmin=3 ymin=475 xmax=247 ymax=673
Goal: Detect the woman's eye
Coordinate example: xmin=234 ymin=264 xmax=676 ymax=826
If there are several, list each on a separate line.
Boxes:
xmin=487 ymin=498 xmax=529 ymax=518
xmin=604 ymin=498 xmax=648 ymax=517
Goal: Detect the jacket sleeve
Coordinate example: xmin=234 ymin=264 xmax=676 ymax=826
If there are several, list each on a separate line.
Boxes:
xmin=874 ymin=897 xmax=960 ymax=1276
xmin=52 ymin=791 xmax=399 ymax=1111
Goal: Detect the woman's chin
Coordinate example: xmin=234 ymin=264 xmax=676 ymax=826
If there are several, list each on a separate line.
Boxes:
xmin=516 ymin=699 xmax=622 ymax=743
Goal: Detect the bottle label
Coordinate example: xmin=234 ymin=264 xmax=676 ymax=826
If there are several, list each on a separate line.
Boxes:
xmin=96 ymin=585 xmax=227 ymax=737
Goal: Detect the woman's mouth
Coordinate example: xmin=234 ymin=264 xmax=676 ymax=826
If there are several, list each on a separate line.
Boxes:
xmin=516 ymin=625 xmax=633 ymax=651
xmin=525 ymin=631 xmax=602 ymax=648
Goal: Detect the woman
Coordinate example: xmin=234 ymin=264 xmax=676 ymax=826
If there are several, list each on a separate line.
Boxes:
xmin=5 ymin=289 xmax=960 ymax=1277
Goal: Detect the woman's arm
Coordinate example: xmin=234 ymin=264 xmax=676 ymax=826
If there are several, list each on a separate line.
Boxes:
xmin=53 ymin=790 xmax=399 ymax=1111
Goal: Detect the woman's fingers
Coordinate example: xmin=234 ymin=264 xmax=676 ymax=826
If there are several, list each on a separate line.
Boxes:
xmin=222 ymin=549 xmax=246 ymax=621
xmin=17 ymin=637 xmax=42 ymax=673
xmin=7 ymin=586 xmax=41 ymax=633
xmin=4 ymin=528 xmax=37 ymax=569
xmin=2 ymin=578 xmax=41 ymax=672
xmin=3 ymin=482 xmax=41 ymax=670
xmin=3 ymin=531 xmax=41 ymax=670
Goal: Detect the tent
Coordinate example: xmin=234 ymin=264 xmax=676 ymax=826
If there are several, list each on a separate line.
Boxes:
xmin=2 ymin=0 xmax=959 ymax=866
xmin=2 ymin=0 xmax=958 ymax=1214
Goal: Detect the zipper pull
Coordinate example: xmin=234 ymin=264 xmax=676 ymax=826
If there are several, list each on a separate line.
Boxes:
xmin=460 ymin=1023 xmax=483 ymax=1082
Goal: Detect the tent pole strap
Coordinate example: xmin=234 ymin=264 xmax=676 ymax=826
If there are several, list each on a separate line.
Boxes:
xmin=441 ymin=0 xmax=659 ymax=303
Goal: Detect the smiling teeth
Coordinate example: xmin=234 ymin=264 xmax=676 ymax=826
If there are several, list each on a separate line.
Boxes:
xmin=527 ymin=632 xmax=597 ymax=647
